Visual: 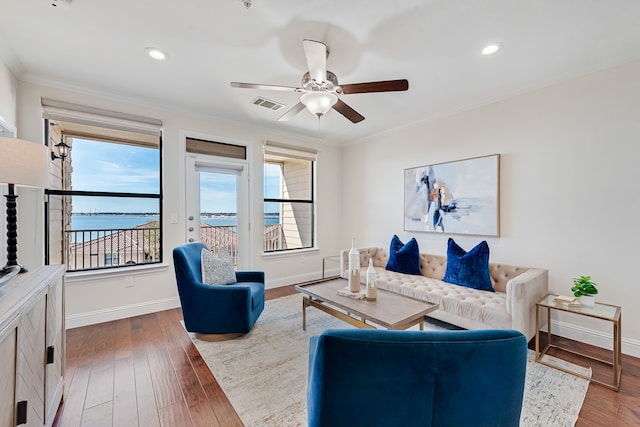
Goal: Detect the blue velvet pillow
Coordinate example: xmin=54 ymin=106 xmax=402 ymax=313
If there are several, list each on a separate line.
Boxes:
xmin=385 ymin=235 xmax=421 ymax=275
xmin=443 ymin=238 xmax=494 ymax=292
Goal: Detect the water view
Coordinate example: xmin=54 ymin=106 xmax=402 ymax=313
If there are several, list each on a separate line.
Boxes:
xmin=71 ymin=213 xmax=279 ymax=230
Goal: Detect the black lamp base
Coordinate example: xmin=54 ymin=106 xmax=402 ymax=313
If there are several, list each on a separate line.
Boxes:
xmin=3 ymin=262 xmax=28 ymax=274
xmin=4 ymin=183 xmax=27 ymax=274
xmin=0 ymin=265 xmax=20 ymax=288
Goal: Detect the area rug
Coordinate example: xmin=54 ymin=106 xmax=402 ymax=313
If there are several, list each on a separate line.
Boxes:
xmin=190 ymin=294 xmax=591 ymax=427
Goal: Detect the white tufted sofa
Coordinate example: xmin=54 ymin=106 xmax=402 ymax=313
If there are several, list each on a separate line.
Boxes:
xmin=340 ymin=247 xmax=548 ymax=341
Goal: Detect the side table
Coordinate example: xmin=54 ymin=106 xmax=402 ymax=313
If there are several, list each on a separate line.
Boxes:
xmin=535 ymin=293 xmax=622 ymax=390
xmin=322 ymin=255 xmax=340 ymax=279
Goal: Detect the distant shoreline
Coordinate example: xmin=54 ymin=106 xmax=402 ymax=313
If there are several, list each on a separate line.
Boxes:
xmin=72 ymin=212 xmax=279 ymax=217
xmin=72 ymin=212 xmax=160 ymax=217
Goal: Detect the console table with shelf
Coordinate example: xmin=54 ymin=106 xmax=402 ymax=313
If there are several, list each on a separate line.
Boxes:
xmin=535 ymin=293 xmax=622 ymax=390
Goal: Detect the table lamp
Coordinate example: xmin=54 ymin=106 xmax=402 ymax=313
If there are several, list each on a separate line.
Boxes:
xmin=0 ymin=136 xmax=49 ymax=275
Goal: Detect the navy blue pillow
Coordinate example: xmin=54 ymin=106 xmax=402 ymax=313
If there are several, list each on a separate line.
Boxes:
xmin=443 ymin=238 xmax=494 ymax=292
xmin=385 ymin=235 xmax=421 ymax=275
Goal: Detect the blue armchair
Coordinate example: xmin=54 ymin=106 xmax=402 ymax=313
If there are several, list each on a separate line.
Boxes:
xmin=308 ymin=329 xmax=527 ymax=427
xmin=172 ymin=242 xmax=265 ymax=334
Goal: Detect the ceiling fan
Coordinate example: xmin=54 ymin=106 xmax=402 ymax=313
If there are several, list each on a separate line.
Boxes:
xmin=230 ymin=39 xmax=409 ymax=124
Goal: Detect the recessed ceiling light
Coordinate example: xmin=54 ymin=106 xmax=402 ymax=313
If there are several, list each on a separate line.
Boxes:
xmin=481 ymin=42 xmax=503 ymax=56
xmin=145 ymin=48 xmax=167 ymax=61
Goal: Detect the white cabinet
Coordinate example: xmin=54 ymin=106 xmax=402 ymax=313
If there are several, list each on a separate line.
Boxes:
xmin=45 ymin=274 xmax=64 ymax=424
xmin=0 ymin=329 xmax=17 ymax=427
xmin=16 ymin=296 xmax=46 ymax=427
xmin=0 ymin=265 xmax=65 ymax=427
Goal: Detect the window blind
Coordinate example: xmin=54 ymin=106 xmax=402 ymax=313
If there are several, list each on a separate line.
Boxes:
xmin=194 ymin=161 xmax=243 ymax=176
xmin=264 ymin=141 xmax=317 ymax=161
xmin=41 ymin=98 xmax=162 ymax=137
xmin=186 ymin=137 xmax=246 ymax=160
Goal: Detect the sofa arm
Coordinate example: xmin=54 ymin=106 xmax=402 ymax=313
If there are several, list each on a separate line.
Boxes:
xmin=339 ymin=247 xmax=381 ymax=278
xmin=506 ymin=268 xmax=549 ymax=341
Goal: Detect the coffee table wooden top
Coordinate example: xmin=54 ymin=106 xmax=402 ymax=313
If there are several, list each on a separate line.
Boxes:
xmin=295 ymin=278 xmax=438 ymax=330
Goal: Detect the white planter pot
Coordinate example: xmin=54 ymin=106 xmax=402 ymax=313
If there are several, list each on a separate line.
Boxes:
xmin=580 ymin=295 xmax=596 ymax=306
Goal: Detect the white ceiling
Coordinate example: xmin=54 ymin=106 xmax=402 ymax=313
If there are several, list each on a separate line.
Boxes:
xmin=2 ymin=0 xmax=640 ymax=144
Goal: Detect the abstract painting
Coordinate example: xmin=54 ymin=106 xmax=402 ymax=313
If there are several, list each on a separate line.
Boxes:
xmin=404 ymin=154 xmax=499 ymax=236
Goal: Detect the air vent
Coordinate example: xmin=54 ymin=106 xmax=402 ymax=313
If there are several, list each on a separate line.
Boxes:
xmin=252 ymin=97 xmax=285 ymax=111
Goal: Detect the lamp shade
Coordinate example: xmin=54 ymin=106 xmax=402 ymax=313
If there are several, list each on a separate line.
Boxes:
xmin=0 ymin=137 xmax=49 ymax=188
xmin=300 ymin=91 xmax=338 ymax=117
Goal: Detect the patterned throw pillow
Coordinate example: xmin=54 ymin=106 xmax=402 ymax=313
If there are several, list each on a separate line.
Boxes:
xmin=442 ymin=238 xmax=494 ymax=292
xmin=201 ymin=248 xmax=236 ymax=285
xmin=385 ymin=235 xmax=421 ymax=275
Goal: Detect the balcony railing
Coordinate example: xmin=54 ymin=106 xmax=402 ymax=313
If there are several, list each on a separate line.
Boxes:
xmin=65 ymin=223 xmax=285 ymax=272
xmin=66 ymin=227 xmax=161 ymax=272
xmin=200 ymin=224 xmax=238 ymax=264
xmin=264 ymin=223 xmax=286 ymax=251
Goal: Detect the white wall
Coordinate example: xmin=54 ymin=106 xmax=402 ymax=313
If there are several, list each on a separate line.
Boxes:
xmin=0 ymin=61 xmax=17 ymax=129
xmin=342 ymin=59 xmax=640 ymax=356
xmin=15 ymin=80 xmax=343 ymax=327
xmin=0 ymin=62 xmax=18 ymax=268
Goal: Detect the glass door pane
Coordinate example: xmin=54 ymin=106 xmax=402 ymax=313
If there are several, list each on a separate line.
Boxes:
xmin=185 ymin=155 xmax=246 ymax=267
xmin=199 ymin=171 xmax=238 ymax=264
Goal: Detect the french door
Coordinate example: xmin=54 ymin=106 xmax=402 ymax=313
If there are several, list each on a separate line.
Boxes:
xmin=185 ymin=155 xmax=249 ymax=268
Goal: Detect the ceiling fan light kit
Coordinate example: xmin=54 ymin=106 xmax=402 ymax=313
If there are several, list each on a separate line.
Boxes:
xmin=300 ymin=91 xmax=338 ymax=117
xmin=230 ymin=39 xmax=408 ymax=124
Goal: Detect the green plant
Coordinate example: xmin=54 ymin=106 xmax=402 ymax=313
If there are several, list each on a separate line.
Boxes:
xmin=571 ymin=275 xmax=598 ymax=297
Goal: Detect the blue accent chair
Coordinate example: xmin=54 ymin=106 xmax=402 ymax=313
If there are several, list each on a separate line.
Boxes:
xmin=172 ymin=242 xmax=265 ymax=334
xmin=308 ymin=329 xmax=527 ymax=427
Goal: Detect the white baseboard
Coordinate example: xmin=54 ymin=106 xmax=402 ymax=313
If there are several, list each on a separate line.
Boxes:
xmin=66 ymin=297 xmax=181 ymax=329
xmin=65 ymin=279 xmax=640 ymax=359
xmin=549 ymin=319 xmax=640 ymax=358
xmin=64 ymin=268 xmax=343 ymax=328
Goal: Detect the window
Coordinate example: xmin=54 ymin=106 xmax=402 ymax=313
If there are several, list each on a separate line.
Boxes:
xmin=50 ymin=134 xmax=161 ymax=271
xmin=105 ymin=252 xmax=119 ymax=266
xmin=263 ymin=142 xmax=316 ymax=253
xmin=43 ymin=100 xmax=162 ymax=272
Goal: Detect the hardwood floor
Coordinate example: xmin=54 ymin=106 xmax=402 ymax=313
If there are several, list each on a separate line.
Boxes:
xmin=55 ymin=286 xmax=640 ymax=426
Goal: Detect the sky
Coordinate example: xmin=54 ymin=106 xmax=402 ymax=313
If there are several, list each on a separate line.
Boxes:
xmin=71 ymin=138 xmax=281 ymax=214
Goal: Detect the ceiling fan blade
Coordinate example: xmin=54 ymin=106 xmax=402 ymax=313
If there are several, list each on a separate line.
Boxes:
xmin=230 ymin=82 xmax=303 ymax=92
xmin=277 ymin=102 xmax=306 ymax=121
xmin=332 ymin=99 xmax=365 ymax=123
xmin=339 ymin=79 xmax=409 ymax=94
xmin=302 ymin=39 xmax=327 ymax=83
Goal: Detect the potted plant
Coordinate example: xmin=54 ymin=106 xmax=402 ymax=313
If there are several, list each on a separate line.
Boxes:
xmin=571 ymin=275 xmax=598 ymax=306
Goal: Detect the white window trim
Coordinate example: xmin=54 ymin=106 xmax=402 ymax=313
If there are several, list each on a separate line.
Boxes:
xmin=261 ymin=247 xmax=319 ymax=258
xmin=263 ymin=141 xmax=317 ymax=254
xmin=65 ymin=263 xmax=170 ymax=283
